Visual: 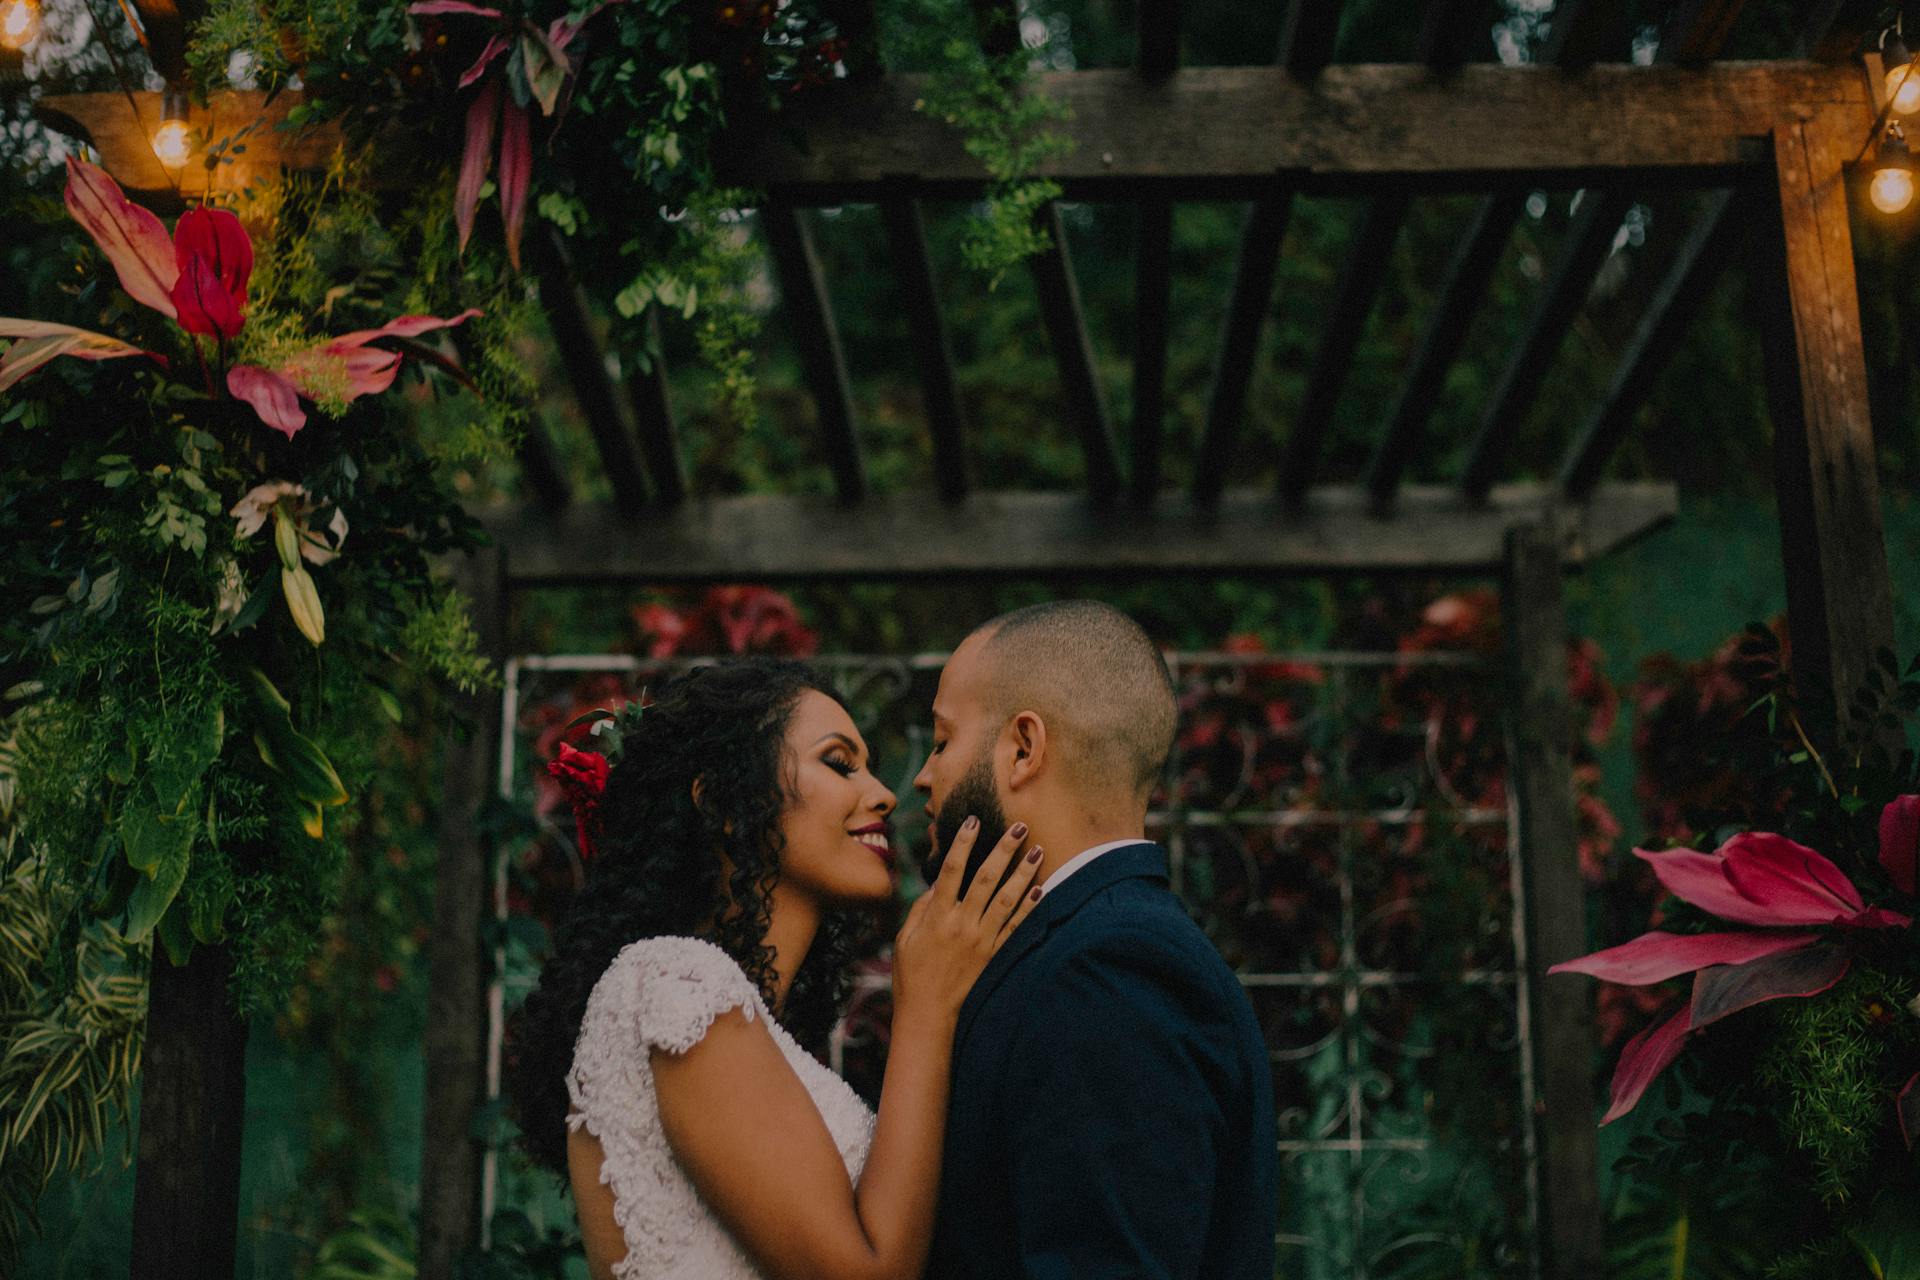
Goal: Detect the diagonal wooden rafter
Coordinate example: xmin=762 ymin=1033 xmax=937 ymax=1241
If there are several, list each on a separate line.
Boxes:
xmin=1275 ymin=0 xmax=1481 ymax=508
xmin=973 ymin=0 xmax=1122 ymax=501
xmin=880 ymin=195 xmax=971 ymax=502
xmin=1557 ymin=190 xmax=1746 ymax=498
xmin=531 ymin=228 xmax=651 ymax=515
xmin=1458 ymin=0 xmax=1752 ymax=503
xmin=1130 ymin=0 xmax=1180 ymax=503
xmin=763 ymin=201 xmax=867 ymax=503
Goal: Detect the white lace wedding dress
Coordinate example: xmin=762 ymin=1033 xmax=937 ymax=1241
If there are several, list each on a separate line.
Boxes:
xmin=565 ymin=935 xmax=877 ymax=1279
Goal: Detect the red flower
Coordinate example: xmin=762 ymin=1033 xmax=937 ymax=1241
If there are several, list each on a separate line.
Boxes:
xmin=169 ymin=206 xmax=252 ymax=338
xmin=548 ymin=741 xmax=610 ymax=860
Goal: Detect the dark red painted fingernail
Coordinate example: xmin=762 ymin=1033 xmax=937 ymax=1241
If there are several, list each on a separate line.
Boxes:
xmin=1026 ymin=846 xmax=1042 ymax=863
xmin=1009 ymin=822 xmax=1028 ymax=840
xmin=1029 ymin=886 xmax=1042 ymax=901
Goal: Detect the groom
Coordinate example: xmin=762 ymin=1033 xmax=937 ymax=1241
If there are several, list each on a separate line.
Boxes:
xmin=915 ymin=601 xmax=1276 ymax=1279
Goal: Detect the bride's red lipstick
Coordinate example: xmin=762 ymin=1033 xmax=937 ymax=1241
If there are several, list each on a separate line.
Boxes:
xmin=851 ymin=821 xmax=894 ymax=867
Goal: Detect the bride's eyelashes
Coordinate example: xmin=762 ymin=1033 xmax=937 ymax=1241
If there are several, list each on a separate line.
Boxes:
xmin=823 ymin=749 xmax=858 ymax=777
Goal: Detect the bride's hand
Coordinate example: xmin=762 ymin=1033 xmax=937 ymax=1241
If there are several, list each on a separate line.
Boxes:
xmin=891 ymin=818 xmax=1044 ymax=1021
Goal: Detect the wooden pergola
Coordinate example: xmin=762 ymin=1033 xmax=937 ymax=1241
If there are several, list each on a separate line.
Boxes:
xmin=36 ymin=1 xmax=1904 ymax=1278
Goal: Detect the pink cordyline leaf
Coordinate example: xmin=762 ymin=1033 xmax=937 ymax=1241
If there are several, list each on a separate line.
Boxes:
xmin=1687 ymin=943 xmax=1850 ymax=1031
xmin=407 ymin=0 xmax=503 ymax=15
xmin=1840 ymin=905 xmax=1914 ymax=930
xmin=1636 ymin=846 xmax=1784 ymax=926
xmin=1882 ymin=796 xmax=1919 ymax=896
xmin=171 ymin=207 xmax=252 ymax=309
xmin=497 ymin=98 xmax=532 ymax=271
xmin=460 ymin=32 xmax=512 ymax=88
xmin=456 ymin=77 xmax=501 ymax=254
xmin=1900 ymin=1073 xmax=1919 ymax=1150
xmin=521 ymin=30 xmax=571 ymax=116
xmin=324 ymin=308 xmax=483 ymax=350
xmin=0 ymin=318 xmax=163 ymax=390
xmin=63 ymin=156 xmax=178 ymax=319
xmin=547 ymin=0 xmax=623 ymax=52
xmin=228 ymin=364 xmax=306 ymax=438
xmin=170 ymin=252 xmax=246 ymax=338
xmin=1548 ymin=929 xmax=1822 ymax=987
xmin=1719 ymin=832 xmax=1866 ymax=925
xmin=1603 ymin=1005 xmax=1693 ymax=1124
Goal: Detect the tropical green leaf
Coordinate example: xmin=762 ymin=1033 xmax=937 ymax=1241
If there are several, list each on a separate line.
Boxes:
xmin=123 ymin=837 xmax=189 ymax=943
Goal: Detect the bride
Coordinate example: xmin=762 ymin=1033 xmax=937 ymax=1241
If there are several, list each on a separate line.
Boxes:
xmin=507 ymin=658 xmax=1042 ymax=1280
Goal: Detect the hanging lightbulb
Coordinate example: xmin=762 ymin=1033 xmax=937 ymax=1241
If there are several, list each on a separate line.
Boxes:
xmin=0 ymin=0 xmax=40 ymax=50
xmin=1884 ymin=28 xmax=1920 ymax=115
xmin=1871 ymin=124 xmax=1917 ymax=215
xmin=151 ymin=86 xmax=194 ymax=168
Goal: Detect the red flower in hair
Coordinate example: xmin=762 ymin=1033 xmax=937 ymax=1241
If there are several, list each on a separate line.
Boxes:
xmin=548 ymin=741 xmax=610 ymax=860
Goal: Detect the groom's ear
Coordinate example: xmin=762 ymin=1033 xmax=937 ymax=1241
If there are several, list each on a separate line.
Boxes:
xmin=1005 ymin=711 xmax=1047 ymax=790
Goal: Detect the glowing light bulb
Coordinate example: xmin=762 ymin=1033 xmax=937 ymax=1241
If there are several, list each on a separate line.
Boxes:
xmin=0 ymin=0 xmax=40 ymax=50
xmin=1872 ymin=165 xmax=1916 ymax=215
xmin=151 ymin=119 xmax=194 ymax=167
xmin=1887 ymin=61 xmax=1920 ymax=115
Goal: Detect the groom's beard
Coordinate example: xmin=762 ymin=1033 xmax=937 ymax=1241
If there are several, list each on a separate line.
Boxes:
xmin=926 ymin=750 xmax=1010 ymax=898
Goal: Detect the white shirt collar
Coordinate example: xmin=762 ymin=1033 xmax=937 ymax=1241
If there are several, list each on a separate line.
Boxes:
xmin=1037 ymin=838 xmax=1145 ymax=898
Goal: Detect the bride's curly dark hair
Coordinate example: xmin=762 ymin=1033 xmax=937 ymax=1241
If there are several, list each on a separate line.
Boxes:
xmin=506 ymin=657 xmax=871 ymax=1179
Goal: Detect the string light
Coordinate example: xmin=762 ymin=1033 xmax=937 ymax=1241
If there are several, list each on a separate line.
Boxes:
xmin=1871 ymin=123 xmax=1916 ymax=216
xmin=151 ymin=86 xmax=194 ymax=168
xmin=0 ymin=0 xmax=40 ymax=50
xmin=1883 ymin=27 xmax=1920 ymax=115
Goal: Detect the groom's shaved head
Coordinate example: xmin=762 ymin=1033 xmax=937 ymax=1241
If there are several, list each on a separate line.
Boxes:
xmin=970 ymin=601 xmax=1176 ymax=799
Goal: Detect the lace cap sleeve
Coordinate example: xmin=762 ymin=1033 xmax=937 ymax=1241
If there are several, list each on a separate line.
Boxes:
xmin=621 ymin=936 xmax=763 ymax=1056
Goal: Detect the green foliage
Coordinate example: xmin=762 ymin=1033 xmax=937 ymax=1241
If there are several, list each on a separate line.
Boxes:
xmin=1758 ymin=966 xmax=1916 ymax=1209
xmin=402 ymin=585 xmax=497 ymax=696
xmin=882 ymin=0 xmax=1073 ymax=287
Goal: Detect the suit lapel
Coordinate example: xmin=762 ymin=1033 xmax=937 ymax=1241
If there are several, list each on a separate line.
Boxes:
xmin=952 ymin=842 xmax=1170 ymax=1051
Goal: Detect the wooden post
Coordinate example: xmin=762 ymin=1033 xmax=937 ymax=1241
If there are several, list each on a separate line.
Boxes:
xmin=1502 ymin=522 xmax=1603 ymax=1280
xmin=129 ymin=942 xmax=249 ymax=1280
xmin=418 ymin=547 xmax=509 ymax=1278
xmin=1758 ymin=112 xmax=1897 ymax=723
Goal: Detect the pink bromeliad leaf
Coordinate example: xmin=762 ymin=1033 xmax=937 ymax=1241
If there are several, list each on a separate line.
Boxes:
xmin=497 ymin=99 xmax=532 ymax=270
xmin=1548 ymin=929 xmax=1821 ymax=986
xmin=171 ymin=207 xmax=252 ymax=310
xmin=546 ymin=0 xmax=623 ymax=51
xmin=460 ymin=32 xmax=512 ymax=88
xmin=1718 ymin=832 xmax=1866 ymax=925
xmin=1687 ymin=943 xmax=1850 ymax=1030
xmin=227 ymin=364 xmax=306 ymax=438
xmin=1602 ymin=1005 xmax=1693 ymax=1124
xmin=456 ymin=77 xmax=501 ymax=255
xmin=407 ymin=0 xmax=502 ymax=16
xmin=1635 ymin=846 xmax=1781 ymax=925
xmin=1882 ymin=796 xmax=1919 ymax=896
xmin=171 ymin=252 xmax=246 ymax=338
xmin=0 ymin=318 xmax=164 ymax=390
xmin=63 ymin=157 xmax=179 ymax=319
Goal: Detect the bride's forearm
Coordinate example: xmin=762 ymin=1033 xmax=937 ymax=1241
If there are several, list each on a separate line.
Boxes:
xmin=850 ymin=1001 xmax=959 ymax=1277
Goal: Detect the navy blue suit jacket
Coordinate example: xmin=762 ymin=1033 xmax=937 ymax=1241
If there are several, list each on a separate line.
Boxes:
xmin=927 ymin=842 xmax=1276 ymax=1280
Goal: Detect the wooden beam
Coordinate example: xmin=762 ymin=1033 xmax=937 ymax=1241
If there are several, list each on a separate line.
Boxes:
xmin=713 ymin=63 xmax=1868 ymax=199
xmin=128 ymin=0 xmax=201 ymax=86
xmin=1028 ymin=204 xmax=1124 ymax=501
xmin=36 ymin=90 xmax=343 ymax=200
xmin=1458 ymin=188 xmax=1637 ymax=503
xmin=1192 ymin=190 xmax=1294 ymax=506
xmin=1760 ymin=112 xmax=1897 ymax=720
xmin=1278 ymin=0 xmax=1343 ymax=80
xmin=484 ymin=481 xmax=1677 ymax=583
xmin=880 ymin=196 xmax=970 ymax=502
xmin=1504 ymin=522 xmax=1605 ymax=1280
xmin=1364 ymin=192 xmax=1526 ymax=508
xmin=622 ymin=308 xmax=685 ymax=508
xmin=130 ymin=944 xmax=248 ymax=1280
xmin=1131 ymin=196 xmax=1174 ymax=504
xmin=763 ymin=202 xmax=867 ymax=503
xmin=420 ymin=548 xmax=508 ymax=1279
xmin=1558 ymin=190 xmax=1745 ymax=498
xmin=1138 ymin=0 xmax=1181 ymax=80
xmin=1278 ymin=192 xmax=1410 ymax=507
xmin=531 ymin=229 xmax=651 ymax=516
